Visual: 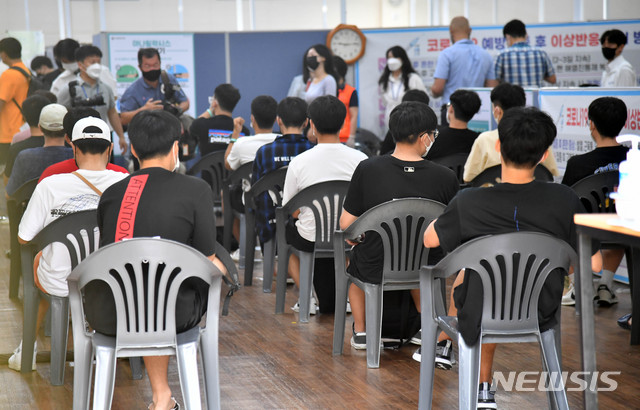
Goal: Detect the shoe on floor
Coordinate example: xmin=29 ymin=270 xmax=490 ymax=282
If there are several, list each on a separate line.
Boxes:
xmin=291 ymin=297 xmax=318 ymax=315
xmin=477 ymin=382 xmax=497 ymax=409
xmin=412 ymin=347 xmax=422 ymax=362
xmin=596 ymin=284 xmax=618 ymax=306
xmin=435 ymin=339 xmax=453 ymax=370
xmin=230 ymin=249 xmax=240 ymax=262
xmin=618 ymin=313 xmax=632 ymax=330
xmin=148 ymin=397 xmax=180 ymax=410
xmin=350 ymin=323 xmax=366 ymax=350
xmin=561 ymin=283 xmax=575 ymax=306
xmin=8 ymin=340 xmax=37 ymax=371
xmin=410 ymin=330 xmax=421 ymax=345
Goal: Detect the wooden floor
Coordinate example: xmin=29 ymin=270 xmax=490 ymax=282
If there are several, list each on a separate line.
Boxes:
xmin=1 ymin=221 xmax=640 ymax=408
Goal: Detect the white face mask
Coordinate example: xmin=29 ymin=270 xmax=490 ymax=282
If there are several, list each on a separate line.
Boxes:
xmin=173 ymin=145 xmax=180 ymax=172
xmin=421 ymin=134 xmax=434 ymax=158
xmin=85 ymin=63 xmax=102 ymax=80
xmin=387 ymin=58 xmax=402 ymax=72
xmin=62 ymin=62 xmax=77 ymax=73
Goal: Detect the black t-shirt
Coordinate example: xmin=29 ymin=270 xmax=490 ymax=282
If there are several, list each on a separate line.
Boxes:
xmin=434 ymin=181 xmax=586 ymax=345
xmin=4 ymin=135 xmax=44 ymax=177
xmin=343 ymin=155 xmax=460 ymax=284
xmin=85 ymin=167 xmax=217 ymax=335
xmin=190 ymin=114 xmax=250 ymax=156
xmin=561 ymin=145 xmax=629 ymax=186
xmin=425 ymin=126 xmax=479 ymax=160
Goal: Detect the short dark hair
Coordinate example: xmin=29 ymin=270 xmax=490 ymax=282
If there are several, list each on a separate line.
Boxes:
xmin=588 ymin=97 xmax=627 ymax=138
xmin=30 ymin=56 xmax=53 ymax=71
xmin=53 ymin=38 xmax=80 ymax=62
xmin=600 ymin=29 xmax=628 ymax=46
xmin=449 ymin=89 xmax=482 ymax=122
xmin=277 ymin=97 xmax=308 ymax=128
xmin=334 ymin=56 xmax=347 ymax=79
xmin=73 ymin=137 xmax=111 ymax=155
xmin=63 ymin=107 xmax=101 ymax=138
xmin=137 ymin=48 xmax=161 ymax=65
xmin=389 ymin=101 xmax=437 ymax=144
xmin=214 ymin=84 xmax=241 ymax=112
xmin=0 ymin=38 xmax=22 ymax=59
xmin=129 ymin=111 xmax=180 ymax=161
xmin=75 ymin=45 xmax=102 ymax=63
xmin=42 ymin=128 xmax=66 ymax=138
xmin=34 ymin=89 xmax=57 ymax=103
xmin=402 ymin=89 xmax=430 ymax=105
xmin=22 ymin=96 xmax=51 ymax=127
xmin=490 ymin=83 xmax=526 ymax=111
xmin=503 ymin=19 xmax=527 ymax=38
xmin=308 ymin=95 xmax=346 ymax=135
xmin=498 ymin=107 xmax=556 ymax=168
xmin=251 ymin=95 xmax=277 ymax=129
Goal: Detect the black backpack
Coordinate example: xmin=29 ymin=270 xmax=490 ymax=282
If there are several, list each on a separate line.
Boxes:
xmin=9 ymin=66 xmax=47 ymax=109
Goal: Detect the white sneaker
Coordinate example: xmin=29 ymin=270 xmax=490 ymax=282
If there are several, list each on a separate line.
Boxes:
xmin=8 ymin=340 xmax=37 ymax=371
xmin=561 ymin=283 xmax=575 ymax=306
xmin=230 ymin=249 xmax=240 ymax=262
xmin=291 ymin=297 xmax=318 ymax=315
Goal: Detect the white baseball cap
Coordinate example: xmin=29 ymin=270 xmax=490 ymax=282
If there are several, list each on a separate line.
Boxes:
xmin=38 ymin=103 xmax=68 ymax=131
xmin=71 ymin=116 xmax=111 ymax=142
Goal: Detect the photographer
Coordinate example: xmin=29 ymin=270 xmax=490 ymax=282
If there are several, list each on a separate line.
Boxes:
xmin=119 ymin=48 xmax=189 ymax=126
xmin=56 ymin=45 xmax=127 ymax=152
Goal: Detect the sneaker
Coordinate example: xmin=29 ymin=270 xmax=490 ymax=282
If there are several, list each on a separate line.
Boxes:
xmin=477 ymin=382 xmax=497 ymax=409
xmin=410 ymin=330 xmax=421 ymax=345
xmin=412 ymin=347 xmax=422 ymax=362
xmin=618 ymin=313 xmax=632 ymax=330
xmin=561 ymin=283 xmax=575 ymax=306
xmin=435 ymin=340 xmax=453 ymax=370
xmin=596 ymin=284 xmax=618 ymax=306
xmin=230 ymin=249 xmax=240 ymax=262
xmin=8 ymin=340 xmax=37 ymax=371
xmin=291 ymin=297 xmax=318 ymax=315
xmin=350 ymin=323 xmax=367 ymax=350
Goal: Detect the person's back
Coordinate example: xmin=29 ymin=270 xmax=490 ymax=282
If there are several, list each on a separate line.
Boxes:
xmin=0 ymin=37 xmax=30 ymax=162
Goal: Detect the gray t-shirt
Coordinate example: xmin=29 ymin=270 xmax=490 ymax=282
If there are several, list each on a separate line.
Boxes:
xmin=7 ymin=146 xmax=74 ymax=196
xmin=56 ymin=77 xmax=116 ymax=128
xmin=304 ymin=75 xmax=337 ymax=104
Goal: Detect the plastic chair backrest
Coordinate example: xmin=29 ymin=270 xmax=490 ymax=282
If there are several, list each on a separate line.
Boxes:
xmin=336 ymin=198 xmax=445 ymax=284
xmin=431 ymin=153 xmax=469 ymax=183
xmin=428 ymin=232 xmax=576 ymax=335
xmin=570 ymin=171 xmax=619 ymax=213
xmin=245 ymin=166 xmax=288 ymax=211
xmin=224 ymin=161 xmax=253 ymax=189
xmin=278 ymin=180 xmax=350 ymax=250
xmin=10 ymin=177 xmax=38 ymax=205
xmin=469 ymin=164 xmax=553 ymax=187
xmin=68 ymin=238 xmax=222 ymax=349
xmin=186 ymin=151 xmax=229 ymax=202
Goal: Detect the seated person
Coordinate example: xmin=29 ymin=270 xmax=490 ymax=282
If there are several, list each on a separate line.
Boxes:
xmin=87 ymin=110 xmax=227 ymax=410
xmin=190 ymin=83 xmax=250 ymax=156
xmin=6 ymin=103 xmax=73 ymax=197
xmin=423 ymin=106 xmax=602 ymax=408
xmin=282 ymin=95 xmax=367 ymax=313
xmin=561 ymin=97 xmax=629 ymax=308
xmin=462 ymin=83 xmax=559 ymax=183
xmin=10 ymin=117 xmax=128 ymax=372
xmin=426 ymin=89 xmax=482 ymax=160
xmin=11 ymin=90 xmax=57 ymax=144
xmin=339 ymin=101 xmax=459 ymax=349
xmin=379 ymin=90 xmax=429 ymax=155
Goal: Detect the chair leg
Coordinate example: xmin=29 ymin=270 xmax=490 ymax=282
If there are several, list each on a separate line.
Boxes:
xmin=129 ymin=357 xmax=144 ymax=380
xmin=201 ymin=328 xmax=221 ymax=409
xmin=419 ymin=322 xmax=439 ymax=409
xmin=332 ymin=273 xmax=350 ymax=356
xmin=50 ymin=296 xmax=69 ymax=385
xmin=177 ymin=341 xmax=203 ymax=410
xmin=457 ymin=333 xmax=481 ymax=410
xmin=364 ymin=284 xmax=383 ymax=368
xmin=298 ymin=252 xmax=315 ymax=323
xmin=92 ymin=344 xmax=117 ymax=410
xmin=540 ymin=330 xmax=569 ymax=410
xmin=262 ymin=239 xmax=275 ymax=293
xmin=275 ymin=246 xmax=290 ymax=314
xmin=21 ymin=262 xmax=39 ymax=373
xmin=243 ymin=213 xmax=256 ymax=287
xmin=238 ymin=214 xmax=246 ymax=270
xmin=72 ymin=336 xmax=94 ymax=410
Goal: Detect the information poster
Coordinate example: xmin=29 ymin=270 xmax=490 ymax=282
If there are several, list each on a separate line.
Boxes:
xmin=356 ymin=20 xmax=640 ymax=138
xmin=108 ymin=33 xmax=196 ymax=117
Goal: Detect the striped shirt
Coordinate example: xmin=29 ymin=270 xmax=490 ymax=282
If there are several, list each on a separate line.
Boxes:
xmin=495 ymin=42 xmax=555 ymax=87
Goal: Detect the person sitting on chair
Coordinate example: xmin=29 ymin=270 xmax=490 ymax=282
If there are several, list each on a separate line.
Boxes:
xmin=422 ymin=106 xmax=602 ymax=408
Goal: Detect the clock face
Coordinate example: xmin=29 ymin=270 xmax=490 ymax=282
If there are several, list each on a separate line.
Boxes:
xmin=330 ymin=29 xmax=364 ymax=62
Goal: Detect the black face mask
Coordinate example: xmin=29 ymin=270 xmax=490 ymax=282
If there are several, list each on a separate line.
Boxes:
xmin=602 ymin=47 xmax=617 ymax=61
xmin=142 ymin=68 xmax=161 ymax=82
xmin=306 ymin=56 xmax=320 ymax=70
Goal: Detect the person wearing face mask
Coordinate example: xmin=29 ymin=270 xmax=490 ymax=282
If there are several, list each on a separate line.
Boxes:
xmin=378 ymin=46 xmax=427 ymax=130
xmin=462 ymin=83 xmax=558 ymax=183
xmin=303 ymin=44 xmax=338 ymax=104
xmin=56 ymin=45 xmax=127 ymax=153
xmin=600 ymin=29 xmax=637 ymax=87
xmin=339 ymin=101 xmax=458 ymax=351
xmin=119 ymin=48 xmax=190 ymax=126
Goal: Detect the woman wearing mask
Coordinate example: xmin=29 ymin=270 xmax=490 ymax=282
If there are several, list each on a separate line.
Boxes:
xmin=378 ymin=46 xmax=427 ymax=128
xmin=304 ymin=44 xmax=337 ymax=104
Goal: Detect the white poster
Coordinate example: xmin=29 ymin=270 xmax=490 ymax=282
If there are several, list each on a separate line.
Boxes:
xmin=356 ymin=20 xmax=640 ymax=138
xmin=108 ymin=33 xmax=196 ymax=117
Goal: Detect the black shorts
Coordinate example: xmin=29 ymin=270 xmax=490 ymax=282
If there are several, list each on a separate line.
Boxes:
xmin=285 ymin=218 xmax=315 ymax=252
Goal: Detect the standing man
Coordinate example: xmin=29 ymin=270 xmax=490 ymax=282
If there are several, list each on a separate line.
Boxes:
xmin=119 ymin=48 xmax=189 ymax=126
xmin=0 ymin=37 xmax=30 ymax=163
xmin=30 ymin=56 xmax=62 ymax=90
xmin=495 ymin=19 xmax=556 ymax=87
xmin=431 ymin=16 xmax=497 ymax=111
xmin=600 ymin=29 xmax=637 ymax=87
xmin=56 ymin=45 xmax=127 ymax=153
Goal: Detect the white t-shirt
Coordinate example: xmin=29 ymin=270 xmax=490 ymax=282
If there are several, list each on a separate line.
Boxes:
xmin=226 ymin=133 xmax=279 ymax=170
xmin=18 ymin=169 xmax=128 ymax=297
xmin=601 ymin=55 xmax=637 ymax=87
xmin=51 ymin=65 xmax=117 ymax=98
xmin=283 ymin=143 xmax=367 ymax=242
xmin=381 ymin=72 xmax=427 ymax=128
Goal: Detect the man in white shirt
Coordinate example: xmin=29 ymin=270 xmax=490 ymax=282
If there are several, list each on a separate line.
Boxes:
xmin=600 ymin=29 xmax=637 ymax=87
xmin=282 ymin=95 xmax=367 ymax=313
xmin=10 ymin=116 xmax=128 ymax=371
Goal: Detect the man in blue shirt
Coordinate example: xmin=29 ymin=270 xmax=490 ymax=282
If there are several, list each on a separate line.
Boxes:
xmin=119 ymin=48 xmax=189 ymax=125
xmin=431 ymin=16 xmax=497 ymax=105
xmin=495 ymin=19 xmax=557 ymax=87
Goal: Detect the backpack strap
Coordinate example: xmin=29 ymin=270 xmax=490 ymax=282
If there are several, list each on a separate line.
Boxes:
xmin=72 ymin=171 xmax=103 ymax=196
xmin=160 ymin=70 xmax=175 ymax=100
xmin=9 ymin=66 xmax=31 ymax=112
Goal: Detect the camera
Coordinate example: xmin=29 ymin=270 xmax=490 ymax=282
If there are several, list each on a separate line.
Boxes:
xmin=68 ymin=80 xmax=106 ymax=107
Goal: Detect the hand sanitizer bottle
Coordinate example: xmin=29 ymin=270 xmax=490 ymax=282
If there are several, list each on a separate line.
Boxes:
xmin=611 ymin=134 xmax=640 ymax=223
